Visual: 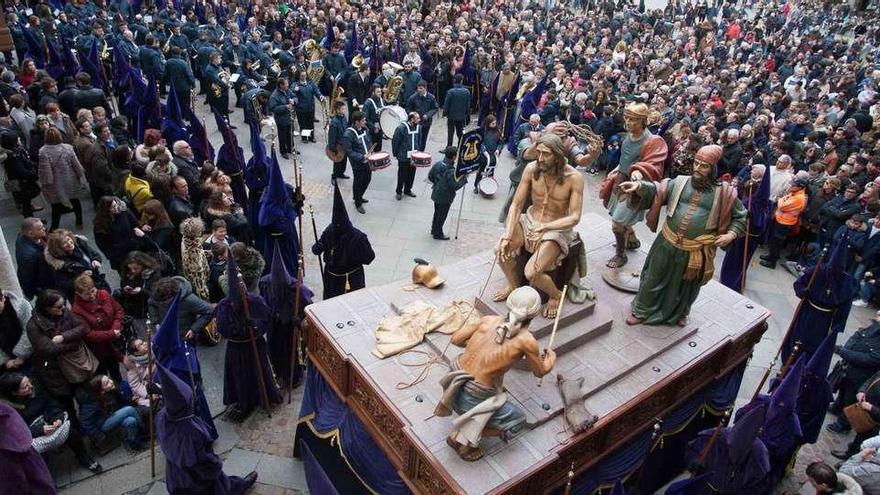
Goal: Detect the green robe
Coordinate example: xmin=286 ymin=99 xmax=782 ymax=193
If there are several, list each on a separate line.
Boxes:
xmin=631 ymin=178 xmax=747 ymax=325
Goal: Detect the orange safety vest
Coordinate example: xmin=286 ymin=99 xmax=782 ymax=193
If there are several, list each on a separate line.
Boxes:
xmin=774 ymin=189 xmax=807 ymax=226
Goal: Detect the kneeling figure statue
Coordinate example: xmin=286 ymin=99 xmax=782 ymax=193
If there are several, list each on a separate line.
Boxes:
xmin=435 ymin=286 xmax=555 ymax=461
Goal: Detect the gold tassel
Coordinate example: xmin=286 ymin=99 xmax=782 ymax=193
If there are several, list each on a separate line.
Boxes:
xmin=345 ymin=273 xmax=351 ymax=292
xmin=563 ymin=462 xmax=574 ymax=495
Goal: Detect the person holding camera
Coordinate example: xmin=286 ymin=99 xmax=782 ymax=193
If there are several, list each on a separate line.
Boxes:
xmin=71 ymin=274 xmax=125 ymax=383
xmin=0 ymin=373 xmax=102 ymax=473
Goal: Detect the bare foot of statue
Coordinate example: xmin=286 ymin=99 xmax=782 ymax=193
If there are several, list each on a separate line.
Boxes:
xmin=543 ymin=296 xmax=561 ymax=319
xmin=447 ymin=434 xmax=484 ymax=461
xmin=676 ymin=315 xmax=689 ymax=327
xmin=625 ymin=314 xmax=643 ymax=325
xmin=606 ymin=254 xmax=628 ymax=268
xmin=492 ymin=285 xmax=514 ymax=302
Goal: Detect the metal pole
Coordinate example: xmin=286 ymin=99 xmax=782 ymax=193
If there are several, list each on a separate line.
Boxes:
xmin=739 ymin=181 xmax=753 ymax=293
xmin=454 ymin=187 xmax=466 ymax=239
xmin=146 ymin=318 xmax=155 ymax=478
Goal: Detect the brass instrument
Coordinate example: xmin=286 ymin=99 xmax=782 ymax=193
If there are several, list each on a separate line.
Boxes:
xmin=163 ymin=35 xmax=172 ymax=54
xmin=304 ymin=39 xmax=325 ymax=86
xmin=270 ymin=59 xmax=281 ymax=75
xmin=383 ymin=63 xmax=404 ymax=102
xmin=351 ymin=53 xmax=365 ymax=69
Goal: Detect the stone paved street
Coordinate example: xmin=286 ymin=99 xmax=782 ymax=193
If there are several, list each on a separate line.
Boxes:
xmin=0 ymin=89 xmax=872 ymax=494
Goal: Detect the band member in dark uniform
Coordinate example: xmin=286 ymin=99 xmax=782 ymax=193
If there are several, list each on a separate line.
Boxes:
xmin=392 ymin=112 xmax=421 ymax=200
xmin=343 ymin=111 xmax=373 ymax=214
xmin=327 ymin=101 xmax=349 ymax=181
xmin=268 ymin=78 xmax=295 ymax=159
xmin=406 ymin=80 xmax=438 ymax=151
xmin=363 ymin=84 xmax=386 ymax=152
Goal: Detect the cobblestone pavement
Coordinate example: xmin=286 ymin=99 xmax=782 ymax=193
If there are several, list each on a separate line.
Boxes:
xmin=0 ymin=87 xmax=869 ymax=493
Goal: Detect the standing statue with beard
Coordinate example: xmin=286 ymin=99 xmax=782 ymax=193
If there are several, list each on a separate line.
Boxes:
xmin=618 ymin=145 xmax=747 ymax=326
xmin=494 ymin=133 xmax=584 ymax=319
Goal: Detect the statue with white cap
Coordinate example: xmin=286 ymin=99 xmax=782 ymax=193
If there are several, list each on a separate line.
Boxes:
xmin=434 ymin=286 xmax=556 ymax=461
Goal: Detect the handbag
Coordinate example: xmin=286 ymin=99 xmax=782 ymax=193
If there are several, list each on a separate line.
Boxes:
xmin=30 ymin=412 xmax=71 ymax=453
xmin=844 ymin=403 xmax=878 ymax=434
xmin=58 ymin=341 xmax=99 ymax=384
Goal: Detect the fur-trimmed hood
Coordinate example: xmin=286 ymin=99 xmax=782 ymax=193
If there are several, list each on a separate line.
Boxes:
xmin=43 ymin=235 xmax=90 ymax=271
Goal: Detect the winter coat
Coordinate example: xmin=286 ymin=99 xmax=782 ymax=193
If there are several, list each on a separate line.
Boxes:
xmin=122 ymin=355 xmax=151 ymax=407
xmin=1 ymin=145 xmax=40 ymax=204
xmin=44 ymin=236 xmax=108 ymax=299
xmin=840 ymin=434 xmax=880 ymax=494
xmin=15 ymin=236 xmax=53 ymax=300
xmin=148 ymin=277 xmax=214 ymax=341
xmin=94 ymin=210 xmax=143 ymax=270
xmin=428 ymin=158 xmax=467 ymax=205
xmin=38 ymin=143 xmax=86 ymax=208
xmin=27 ymin=309 xmax=88 ymax=398
xmin=74 ymin=387 xmax=126 ymax=440
xmin=0 ymin=292 xmax=33 ymax=368
xmin=2 ymin=381 xmax=67 ymax=440
xmin=73 ymin=136 xmax=114 ymax=196
xmin=71 ymin=289 xmax=123 ymax=363
xmin=838 ymin=322 xmax=880 ymax=398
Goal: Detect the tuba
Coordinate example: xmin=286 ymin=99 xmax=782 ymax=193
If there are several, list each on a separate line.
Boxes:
xmin=304 ymin=39 xmax=325 ymax=86
xmin=383 ymin=62 xmax=404 ymax=102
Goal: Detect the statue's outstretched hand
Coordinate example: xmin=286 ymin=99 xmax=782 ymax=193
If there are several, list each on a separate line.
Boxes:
xmin=618 ymin=181 xmax=640 ymax=194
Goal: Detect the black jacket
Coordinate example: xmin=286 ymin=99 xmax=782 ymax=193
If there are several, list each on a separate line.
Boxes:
xmin=838 ymin=322 xmax=880 ymax=395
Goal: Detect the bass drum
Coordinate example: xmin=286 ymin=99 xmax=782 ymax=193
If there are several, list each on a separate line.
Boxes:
xmin=379 ymin=105 xmax=407 ymax=139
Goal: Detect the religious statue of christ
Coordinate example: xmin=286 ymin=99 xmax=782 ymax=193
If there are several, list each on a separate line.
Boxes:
xmin=493 ymin=133 xmax=585 ymax=319
xmin=617 ymin=145 xmax=747 ymax=326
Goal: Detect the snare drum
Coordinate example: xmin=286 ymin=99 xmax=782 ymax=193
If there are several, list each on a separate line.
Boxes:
xmin=477 ymin=177 xmax=499 ymax=198
xmin=411 ymin=152 xmax=432 ymax=167
xmin=368 ymin=152 xmax=391 ymax=171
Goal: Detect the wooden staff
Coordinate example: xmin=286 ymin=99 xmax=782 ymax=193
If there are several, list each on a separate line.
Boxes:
xmin=288 ymin=251 xmax=305 ymax=403
xmin=697 ymin=409 xmax=731 ymax=467
xmin=297 ymin=164 xmax=306 ymax=278
xmin=749 ymin=247 xmax=828 ymax=400
xmin=771 ymin=342 xmax=802 ymax=392
xmin=309 ymin=204 xmax=325 ymax=279
xmin=238 ymin=273 xmax=272 ymax=417
xmin=739 ymin=181 xmax=753 ymax=293
xmin=539 ymin=284 xmax=568 ymax=387
xmin=146 ymin=318 xmax=155 ymax=478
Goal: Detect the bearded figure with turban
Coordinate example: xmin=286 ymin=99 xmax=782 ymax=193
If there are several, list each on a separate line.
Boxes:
xmin=618 ymin=145 xmax=747 ymax=326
